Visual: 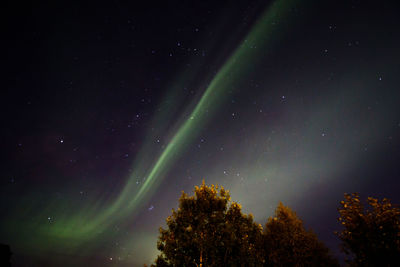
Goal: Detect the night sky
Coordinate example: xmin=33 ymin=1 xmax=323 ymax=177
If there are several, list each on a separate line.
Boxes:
xmin=2 ymin=0 xmax=400 ymax=266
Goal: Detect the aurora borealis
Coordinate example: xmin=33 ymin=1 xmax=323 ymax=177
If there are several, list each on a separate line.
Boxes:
xmin=2 ymin=0 xmax=400 ymax=266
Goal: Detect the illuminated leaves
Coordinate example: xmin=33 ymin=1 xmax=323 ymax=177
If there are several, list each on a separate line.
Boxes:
xmin=151 ymin=181 xmax=263 ymax=267
xmin=336 ymin=193 xmax=400 ymax=266
xmin=148 ymin=184 xmax=400 ymax=266
xmin=149 ymin=182 xmax=343 ymax=266
xmin=263 ymin=203 xmax=339 ymax=267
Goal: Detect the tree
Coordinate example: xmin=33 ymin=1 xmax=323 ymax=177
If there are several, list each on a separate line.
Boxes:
xmin=150 ymin=181 xmax=264 ymax=267
xmin=148 ymin=182 xmax=339 ymax=266
xmin=0 ymin=244 xmax=12 ymax=267
xmin=263 ymin=203 xmax=339 ymax=267
xmin=336 ymin=193 xmax=400 ymax=266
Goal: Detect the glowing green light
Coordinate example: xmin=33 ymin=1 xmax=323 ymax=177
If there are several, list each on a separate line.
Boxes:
xmin=4 ymin=0 xmax=306 ymax=255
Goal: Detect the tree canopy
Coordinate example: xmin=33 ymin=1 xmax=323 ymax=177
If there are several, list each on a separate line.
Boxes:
xmin=336 ymin=193 xmax=400 ymax=266
xmin=149 ymin=182 xmax=338 ymax=266
xmin=264 ymin=203 xmax=339 ymax=266
xmin=151 ymin=181 xmax=264 ymax=267
xmin=148 ymin=183 xmax=400 ymax=266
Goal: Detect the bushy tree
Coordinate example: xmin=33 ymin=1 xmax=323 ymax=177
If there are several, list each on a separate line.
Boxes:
xmin=151 ymin=181 xmax=264 ymax=267
xmin=263 ymin=203 xmax=339 ymax=267
xmin=148 ymin=182 xmax=339 ymax=266
xmin=336 ymin=193 xmax=400 ymax=266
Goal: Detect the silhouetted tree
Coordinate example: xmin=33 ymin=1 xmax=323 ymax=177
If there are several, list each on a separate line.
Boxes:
xmin=150 ymin=181 xmax=264 ymax=267
xmin=263 ymin=203 xmax=339 ymax=267
xmin=0 ymin=244 xmax=12 ymax=267
xmin=336 ymin=193 xmax=400 ymax=266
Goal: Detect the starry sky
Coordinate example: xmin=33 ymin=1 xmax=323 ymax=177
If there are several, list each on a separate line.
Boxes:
xmin=2 ymin=0 xmax=400 ymax=266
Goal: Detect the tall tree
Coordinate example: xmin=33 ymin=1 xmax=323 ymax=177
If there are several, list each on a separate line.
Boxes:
xmin=150 ymin=181 xmax=264 ymax=267
xmin=263 ymin=203 xmax=339 ymax=267
xmin=336 ymin=193 xmax=400 ymax=266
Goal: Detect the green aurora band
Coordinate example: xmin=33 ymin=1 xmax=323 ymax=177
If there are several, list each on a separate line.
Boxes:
xmin=6 ymin=0 xmax=308 ymax=256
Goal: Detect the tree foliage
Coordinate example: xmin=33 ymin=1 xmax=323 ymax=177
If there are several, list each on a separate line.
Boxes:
xmin=336 ymin=193 xmax=400 ymax=266
xmin=151 ymin=181 xmax=264 ymax=267
xmin=263 ymin=203 xmax=339 ymax=267
xmin=148 ymin=183 xmax=400 ymax=266
xmin=149 ymin=182 xmax=339 ymax=266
